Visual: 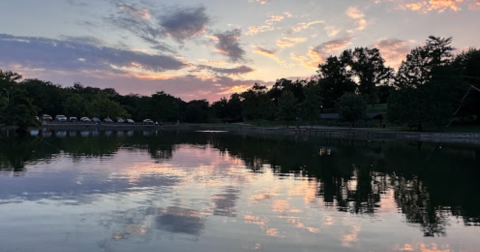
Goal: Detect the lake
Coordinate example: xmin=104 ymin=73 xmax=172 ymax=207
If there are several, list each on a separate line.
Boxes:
xmin=1 ymin=129 xmax=480 ymax=252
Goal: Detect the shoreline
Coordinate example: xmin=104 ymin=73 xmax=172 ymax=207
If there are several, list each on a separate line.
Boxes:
xmin=3 ymin=123 xmax=480 ymax=144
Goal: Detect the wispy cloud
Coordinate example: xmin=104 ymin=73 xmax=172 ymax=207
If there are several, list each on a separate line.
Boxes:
xmin=276 ymin=37 xmax=307 ymax=48
xmin=117 ymin=4 xmax=151 ymax=19
xmin=325 ymin=26 xmax=341 ymax=37
xmin=196 ymin=65 xmax=255 ymax=76
xmin=291 ymin=37 xmax=351 ymax=69
xmin=252 ymin=46 xmax=286 ymax=65
xmin=288 ymin=21 xmax=324 ymax=34
xmin=248 ymin=0 xmax=271 ymax=4
xmin=346 ymin=7 xmax=367 ymax=31
xmin=391 ymin=0 xmax=479 ymax=12
xmin=210 ymin=29 xmax=246 ymax=63
xmin=245 ymin=13 xmax=288 ymax=35
xmin=245 ymin=25 xmax=275 ymax=35
xmin=0 ymin=34 xmax=188 ymax=74
xmin=66 ymin=0 xmax=87 ymax=7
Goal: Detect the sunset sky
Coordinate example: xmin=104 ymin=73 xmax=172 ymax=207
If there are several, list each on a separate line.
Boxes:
xmin=0 ymin=0 xmax=479 ymax=101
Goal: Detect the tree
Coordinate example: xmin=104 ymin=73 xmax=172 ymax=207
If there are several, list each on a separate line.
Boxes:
xmin=64 ymin=94 xmax=88 ymax=116
xmin=337 ymin=93 xmax=366 ymax=127
xmin=300 ymin=83 xmax=322 ymax=126
xmin=396 ymin=36 xmax=454 ymax=89
xmin=0 ymin=71 xmax=38 ymax=129
xmin=21 ymin=79 xmax=66 ymax=116
xmin=454 ymin=49 xmax=480 ymax=123
xmin=317 ymin=56 xmax=357 ymax=109
xmin=227 ymin=93 xmax=243 ymax=121
xmin=185 ymin=99 xmax=210 ymax=123
xmin=388 ymin=36 xmax=461 ymax=130
xmin=346 ymin=47 xmax=393 ymax=105
xmin=88 ymin=93 xmax=129 ymax=119
xmin=0 ymin=70 xmax=22 ymax=82
xmin=241 ymin=83 xmax=274 ymax=123
xmin=277 ymin=90 xmax=298 ymax=124
xmin=269 ymin=78 xmax=306 ymax=106
xmin=143 ymin=91 xmax=180 ymax=122
xmin=211 ymin=97 xmax=229 ymax=119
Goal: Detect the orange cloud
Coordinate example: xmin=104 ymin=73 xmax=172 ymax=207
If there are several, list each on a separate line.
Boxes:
xmin=291 ymin=50 xmax=324 ymax=69
xmin=252 ymin=46 xmax=286 ymax=65
xmin=246 ymin=25 xmax=274 ymax=35
xmin=346 ymin=7 xmax=365 ymax=19
xmin=400 ymin=0 xmax=477 ymax=12
xmin=291 ymin=37 xmax=351 ymax=69
xmin=289 ymin=21 xmax=325 ymax=33
xmin=266 ymin=15 xmax=285 ymax=25
xmin=218 ymin=84 xmax=252 ymax=95
xmin=396 ymin=243 xmax=452 ymax=252
xmin=325 ymin=26 xmax=341 ymax=37
xmin=346 ymin=7 xmax=368 ymax=31
xmin=406 ymin=1 xmax=428 ymax=10
xmin=429 ymin=0 xmax=464 ymax=11
xmin=276 ymin=37 xmax=308 ymax=48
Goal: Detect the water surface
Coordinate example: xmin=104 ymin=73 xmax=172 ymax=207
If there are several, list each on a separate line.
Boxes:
xmin=1 ymin=130 xmax=480 ymax=252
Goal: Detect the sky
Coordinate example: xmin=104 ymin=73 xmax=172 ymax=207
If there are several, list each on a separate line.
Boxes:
xmin=0 ymin=0 xmax=479 ymax=102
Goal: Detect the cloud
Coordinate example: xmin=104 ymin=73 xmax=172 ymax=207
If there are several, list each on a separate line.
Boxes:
xmin=276 ymin=37 xmax=307 ymax=48
xmin=397 ymin=0 xmax=479 ymax=12
xmin=424 ymin=0 xmax=464 ymax=11
xmin=346 ymin=7 xmax=365 ymax=19
xmin=325 ymin=26 xmax=341 ymax=37
xmin=266 ymin=15 xmax=284 ymax=25
xmin=245 ymin=25 xmax=274 ymax=35
xmin=0 ymin=34 xmax=188 ymax=73
xmin=108 ymin=5 xmax=209 ymax=44
xmin=373 ymin=38 xmax=412 ymax=69
xmin=346 ymin=7 xmax=367 ymax=31
xmin=196 ymin=65 xmax=255 ymax=75
xmin=158 ymin=6 xmax=210 ymax=42
xmin=245 ymin=13 xmax=288 ymax=35
xmin=288 ymin=21 xmax=324 ymax=34
xmin=117 ymin=4 xmax=151 ymax=19
xmin=314 ymin=37 xmax=352 ymax=54
xmin=210 ymin=29 xmax=246 ymax=63
xmin=197 ymin=59 xmax=227 ymax=66
xmin=249 ymin=0 xmax=271 ymax=4
xmin=291 ymin=37 xmax=351 ymax=69
xmin=66 ymin=0 xmax=87 ymax=7
xmin=252 ymin=46 xmax=286 ymax=65
xmin=470 ymin=0 xmax=480 ymax=8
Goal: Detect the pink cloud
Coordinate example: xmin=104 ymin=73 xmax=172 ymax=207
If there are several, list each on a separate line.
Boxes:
xmin=291 ymin=37 xmax=352 ymax=69
xmin=373 ymin=38 xmax=412 ymax=69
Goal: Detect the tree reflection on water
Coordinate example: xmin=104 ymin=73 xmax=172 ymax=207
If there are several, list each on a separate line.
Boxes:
xmin=1 ymin=129 xmax=480 ymax=237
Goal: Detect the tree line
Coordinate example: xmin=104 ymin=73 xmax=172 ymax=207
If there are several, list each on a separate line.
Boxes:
xmin=0 ymin=36 xmax=479 ymax=130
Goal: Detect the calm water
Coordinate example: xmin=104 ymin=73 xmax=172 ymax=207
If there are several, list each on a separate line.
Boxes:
xmin=1 ymin=130 xmax=480 ymax=252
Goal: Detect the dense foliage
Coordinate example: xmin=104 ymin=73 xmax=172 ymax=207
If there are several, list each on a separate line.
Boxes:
xmin=1 ymin=36 xmax=479 ymax=130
